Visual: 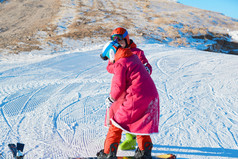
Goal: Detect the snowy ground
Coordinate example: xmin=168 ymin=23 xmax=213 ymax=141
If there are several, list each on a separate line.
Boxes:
xmin=1 ymin=0 xmax=238 ymax=158
xmin=0 ymin=43 xmax=238 ymax=159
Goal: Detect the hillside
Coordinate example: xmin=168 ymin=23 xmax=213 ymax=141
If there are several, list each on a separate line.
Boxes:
xmin=0 ymin=0 xmax=237 ymax=54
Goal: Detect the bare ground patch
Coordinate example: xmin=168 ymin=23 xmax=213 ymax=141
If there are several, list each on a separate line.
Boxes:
xmin=0 ymin=0 xmax=60 ymax=53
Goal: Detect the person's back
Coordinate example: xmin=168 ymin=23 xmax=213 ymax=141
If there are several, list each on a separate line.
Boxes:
xmin=117 ymin=54 xmax=156 ymax=99
xmin=110 ymin=48 xmax=159 ymax=134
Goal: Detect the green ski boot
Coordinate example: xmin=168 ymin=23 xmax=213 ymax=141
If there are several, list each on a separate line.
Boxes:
xmin=119 ymin=133 xmax=136 ymax=150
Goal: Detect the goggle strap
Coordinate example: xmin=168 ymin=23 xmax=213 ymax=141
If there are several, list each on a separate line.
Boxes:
xmin=123 ymin=30 xmax=128 ymax=38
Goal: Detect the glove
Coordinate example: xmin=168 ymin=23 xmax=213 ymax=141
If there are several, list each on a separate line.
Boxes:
xmin=100 ymin=41 xmax=120 ymax=62
xmin=105 ymin=97 xmax=114 ymax=108
xmin=144 ymin=63 xmax=151 ymax=74
xmin=145 ymin=66 xmax=150 ymax=74
xmin=105 ymin=97 xmax=114 ymax=127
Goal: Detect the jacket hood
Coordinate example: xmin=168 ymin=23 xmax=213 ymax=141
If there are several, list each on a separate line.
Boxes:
xmin=128 ymin=40 xmax=137 ymax=49
xmin=114 ymin=48 xmax=133 ymax=62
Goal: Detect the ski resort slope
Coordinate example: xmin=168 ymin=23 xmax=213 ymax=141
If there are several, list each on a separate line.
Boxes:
xmin=0 ymin=44 xmax=238 ymax=159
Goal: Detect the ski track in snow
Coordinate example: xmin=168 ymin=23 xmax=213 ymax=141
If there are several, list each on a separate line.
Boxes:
xmin=0 ymin=44 xmax=238 ymax=158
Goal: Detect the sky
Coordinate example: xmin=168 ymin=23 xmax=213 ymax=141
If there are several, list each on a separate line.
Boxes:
xmin=178 ymin=0 xmax=238 ymax=19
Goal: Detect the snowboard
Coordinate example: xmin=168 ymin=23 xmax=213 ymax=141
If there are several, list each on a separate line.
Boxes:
xmin=69 ymin=154 xmax=176 ymax=159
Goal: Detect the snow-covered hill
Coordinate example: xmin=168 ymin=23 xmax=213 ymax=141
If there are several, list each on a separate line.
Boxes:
xmin=0 ymin=43 xmax=238 ymax=159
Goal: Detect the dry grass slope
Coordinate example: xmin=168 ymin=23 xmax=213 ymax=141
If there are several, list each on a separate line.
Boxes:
xmin=0 ymin=0 xmax=61 ymax=53
xmin=0 ymin=0 xmax=237 ymax=54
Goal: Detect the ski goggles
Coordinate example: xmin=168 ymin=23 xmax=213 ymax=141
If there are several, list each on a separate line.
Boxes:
xmin=111 ymin=31 xmax=128 ymax=42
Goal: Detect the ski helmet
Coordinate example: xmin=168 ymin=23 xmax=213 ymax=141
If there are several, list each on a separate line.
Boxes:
xmin=111 ymin=27 xmax=130 ymax=46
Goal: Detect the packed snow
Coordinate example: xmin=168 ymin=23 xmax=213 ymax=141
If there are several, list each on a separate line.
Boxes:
xmin=0 ymin=43 xmax=238 ymax=159
xmin=229 ymin=31 xmax=238 ymax=43
xmin=1 ymin=0 xmax=238 ymax=158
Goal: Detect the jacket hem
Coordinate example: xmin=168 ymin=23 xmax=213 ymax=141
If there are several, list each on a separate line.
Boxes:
xmin=111 ymin=119 xmax=158 ymax=136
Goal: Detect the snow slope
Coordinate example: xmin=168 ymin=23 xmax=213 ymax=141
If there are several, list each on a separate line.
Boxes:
xmin=0 ymin=43 xmax=238 ymax=159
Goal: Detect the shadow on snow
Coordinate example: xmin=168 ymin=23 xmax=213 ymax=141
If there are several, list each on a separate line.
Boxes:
xmin=154 ymin=145 xmax=238 ymax=158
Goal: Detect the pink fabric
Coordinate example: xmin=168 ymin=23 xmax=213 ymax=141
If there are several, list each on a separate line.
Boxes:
xmin=105 ymin=54 xmax=160 ymax=135
xmin=130 ymin=47 xmax=152 ymax=75
xmin=104 ymin=92 xmax=125 ymax=127
xmin=129 ymin=41 xmax=152 ymax=75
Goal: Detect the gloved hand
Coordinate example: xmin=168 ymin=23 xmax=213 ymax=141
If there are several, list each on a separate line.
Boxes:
xmin=105 ymin=97 xmax=114 ymax=127
xmin=145 ymin=66 xmax=150 ymax=74
xmin=144 ymin=63 xmax=151 ymax=74
xmin=105 ymin=97 xmax=114 ymax=108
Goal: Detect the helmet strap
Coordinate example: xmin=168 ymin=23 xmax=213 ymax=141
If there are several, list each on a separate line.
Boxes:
xmin=125 ymin=39 xmax=128 ymax=48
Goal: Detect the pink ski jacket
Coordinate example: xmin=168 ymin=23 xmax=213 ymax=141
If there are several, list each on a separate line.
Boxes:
xmin=105 ymin=47 xmax=160 ymax=135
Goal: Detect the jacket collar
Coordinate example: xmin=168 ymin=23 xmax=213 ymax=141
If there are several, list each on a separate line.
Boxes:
xmin=128 ymin=39 xmax=137 ymax=49
xmin=114 ymin=48 xmax=133 ymax=62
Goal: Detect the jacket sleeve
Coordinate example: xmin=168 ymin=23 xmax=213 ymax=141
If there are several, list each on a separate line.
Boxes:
xmin=106 ymin=61 xmax=114 ymax=74
xmin=137 ymin=50 xmax=152 ymax=75
xmin=110 ymin=62 xmax=126 ymax=100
